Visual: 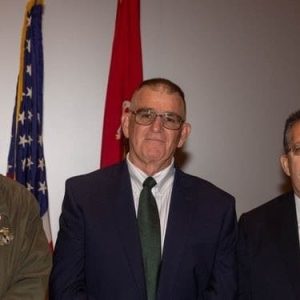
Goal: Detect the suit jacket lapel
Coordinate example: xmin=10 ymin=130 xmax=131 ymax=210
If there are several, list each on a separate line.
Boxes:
xmin=157 ymin=170 xmax=194 ymax=299
xmin=111 ymin=162 xmax=147 ymax=299
xmin=276 ymin=193 xmax=300 ymax=298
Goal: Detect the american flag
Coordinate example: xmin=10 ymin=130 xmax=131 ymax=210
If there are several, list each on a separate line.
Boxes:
xmin=7 ymin=0 xmax=52 ymax=248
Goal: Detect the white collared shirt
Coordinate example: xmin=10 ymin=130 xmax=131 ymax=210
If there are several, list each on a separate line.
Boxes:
xmin=295 ymin=193 xmax=300 ymax=246
xmin=126 ymin=156 xmax=175 ymax=252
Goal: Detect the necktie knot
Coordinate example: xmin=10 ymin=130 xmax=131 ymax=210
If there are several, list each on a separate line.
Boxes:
xmin=143 ymin=177 xmax=157 ymax=190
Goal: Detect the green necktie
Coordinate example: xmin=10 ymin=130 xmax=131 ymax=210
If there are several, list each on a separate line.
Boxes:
xmin=138 ymin=177 xmax=161 ymax=300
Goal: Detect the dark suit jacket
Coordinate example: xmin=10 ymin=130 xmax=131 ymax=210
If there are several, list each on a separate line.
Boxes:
xmin=50 ymin=161 xmax=237 ymax=299
xmin=238 ymin=192 xmax=300 ymax=300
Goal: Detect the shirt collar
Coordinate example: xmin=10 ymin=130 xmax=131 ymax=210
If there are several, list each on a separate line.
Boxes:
xmin=126 ymin=154 xmax=175 ymax=191
xmin=294 ymin=193 xmax=300 ymax=225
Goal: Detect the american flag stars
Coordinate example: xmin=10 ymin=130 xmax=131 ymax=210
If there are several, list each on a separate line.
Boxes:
xmin=26 ymin=65 xmax=32 ymax=76
xmin=7 ymin=1 xmax=52 ymax=246
xmin=23 ymin=86 xmax=32 ymax=98
xmin=7 ymin=3 xmax=49 ymax=218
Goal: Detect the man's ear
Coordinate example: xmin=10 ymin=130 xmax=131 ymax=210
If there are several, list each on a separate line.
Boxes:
xmin=177 ymin=122 xmax=191 ymax=148
xmin=121 ymin=101 xmax=131 ymax=138
xmin=280 ymin=154 xmax=291 ymax=177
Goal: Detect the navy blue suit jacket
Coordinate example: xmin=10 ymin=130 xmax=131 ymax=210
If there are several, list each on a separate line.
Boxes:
xmin=50 ymin=162 xmax=237 ymax=299
xmin=238 ymin=192 xmax=300 ymax=300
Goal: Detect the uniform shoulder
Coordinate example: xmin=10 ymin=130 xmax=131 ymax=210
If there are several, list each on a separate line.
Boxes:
xmin=0 ymin=174 xmax=26 ymax=192
xmin=0 ymin=175 xmax=39 ymax=215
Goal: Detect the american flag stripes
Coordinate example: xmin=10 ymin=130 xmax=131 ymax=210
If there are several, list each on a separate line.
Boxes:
xmin=7 ymin=0 xmax=52 ymax=248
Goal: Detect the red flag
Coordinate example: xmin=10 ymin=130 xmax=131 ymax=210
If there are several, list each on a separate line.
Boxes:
xmin=100 ymin=0 xmax=143 ymax=168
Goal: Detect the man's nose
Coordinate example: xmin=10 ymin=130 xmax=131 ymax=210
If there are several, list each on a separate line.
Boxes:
xmin=150 ymin=115 xmax=164 ymax=131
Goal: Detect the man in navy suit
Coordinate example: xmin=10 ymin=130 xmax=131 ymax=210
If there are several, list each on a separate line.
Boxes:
xmin=50 ymin=78 xmax=237 ymax=299
xmin=238 ymin=109 xmax=300 ymax=299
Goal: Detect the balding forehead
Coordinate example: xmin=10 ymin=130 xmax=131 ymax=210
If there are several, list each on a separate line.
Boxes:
xmin=131 ymin=85 xmax=186 ymax=115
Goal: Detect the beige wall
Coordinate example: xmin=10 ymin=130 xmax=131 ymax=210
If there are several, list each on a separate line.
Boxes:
xmin=1 ymin=0 xmax=299 ymax=243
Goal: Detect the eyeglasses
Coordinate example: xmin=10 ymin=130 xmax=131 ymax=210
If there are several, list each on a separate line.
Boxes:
xmin=130 ymin=108 xmax=184 ymax=130
xmin=288 ymin=144 xmax=300 ymax=156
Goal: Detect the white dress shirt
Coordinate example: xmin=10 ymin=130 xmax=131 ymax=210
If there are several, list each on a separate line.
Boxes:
xmin=295 ymin=193 xmax=300 ymax=246
xmin=126 ymin=156 xmax=175 ymax=252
